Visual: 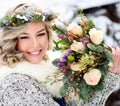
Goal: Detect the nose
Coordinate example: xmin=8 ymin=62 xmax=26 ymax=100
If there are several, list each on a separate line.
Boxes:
xmin=31 ymin=38 xmax=40 ymax=49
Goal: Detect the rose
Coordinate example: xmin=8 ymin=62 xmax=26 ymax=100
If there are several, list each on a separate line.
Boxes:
xmin=89 ymin=28 xmax=103 ymax=45
xmin=67 ymin=22 xmax=83 ymax=36
xmin=70 ymin=41 xmax=85 ymax=53
xmin=83 ymin=68 xmax=101 ymax=85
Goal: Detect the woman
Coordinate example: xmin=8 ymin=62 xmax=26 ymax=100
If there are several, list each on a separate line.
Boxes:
xmin=0 ymin=3 xmax=65 ymax=106
xmin=0 ymin=2 xmax=120 ymax=106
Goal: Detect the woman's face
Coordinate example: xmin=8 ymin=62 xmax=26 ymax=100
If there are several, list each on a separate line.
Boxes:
xmin=17 ymin=21 xmax=49 ymax=64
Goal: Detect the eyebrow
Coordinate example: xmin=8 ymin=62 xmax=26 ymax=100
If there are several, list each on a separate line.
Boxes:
xmin=20 ymin=28 xmax=46 ymax=35
xmin=36 ymin=29 xmax=46 ymax=34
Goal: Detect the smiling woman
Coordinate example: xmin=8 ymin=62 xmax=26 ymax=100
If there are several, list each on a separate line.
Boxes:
xmin=0 ymin=2 xmax=65 ymax=106
xmin=0 ymin=3 xmax=56 ymax=67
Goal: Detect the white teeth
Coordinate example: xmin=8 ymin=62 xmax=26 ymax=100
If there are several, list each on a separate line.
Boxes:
xmin=30 ymin=51 xmax=40 ymax=55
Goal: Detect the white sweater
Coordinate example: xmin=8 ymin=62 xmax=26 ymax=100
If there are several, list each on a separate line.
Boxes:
xmin=0 ymin=60 xmax=63 ymax=97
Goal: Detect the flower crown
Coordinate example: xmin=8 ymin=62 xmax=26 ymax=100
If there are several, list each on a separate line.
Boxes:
xmin=52 ymin=12 xmax=113 ymax=100
xmin=0 ymin=8 xmax=57 ymax=28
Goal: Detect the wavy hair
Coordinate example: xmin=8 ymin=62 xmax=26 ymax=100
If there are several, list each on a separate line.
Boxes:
xmin=0 ymin=3 xmax=55 ymax=67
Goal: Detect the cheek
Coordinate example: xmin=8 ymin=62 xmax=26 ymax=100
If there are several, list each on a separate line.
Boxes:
xmin=40 ymin=36 xmax=49 ymax=50
xmin=17 ymin=40 xmax=28 ymax=52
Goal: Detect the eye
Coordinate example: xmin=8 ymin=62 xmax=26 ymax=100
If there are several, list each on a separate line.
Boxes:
xmin=37 ymin=33 xmax=45 ymax=37
xmin=19 ymin=36 xmax=29 ymax=39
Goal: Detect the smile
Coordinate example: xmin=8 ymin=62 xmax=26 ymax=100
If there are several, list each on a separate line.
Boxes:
xmin=28 ymin=50 xmax=42 ymax=56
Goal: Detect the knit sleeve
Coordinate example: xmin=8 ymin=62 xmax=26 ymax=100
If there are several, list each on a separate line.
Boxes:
xmin=0 ymin=73 xmax=59 ymax=106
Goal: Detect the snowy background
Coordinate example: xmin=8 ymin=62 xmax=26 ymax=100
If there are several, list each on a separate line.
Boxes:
xmin=0 ymin=0 xmax=119 ymax=59
xmin=0 ymin=0 xmax=120 ymax=48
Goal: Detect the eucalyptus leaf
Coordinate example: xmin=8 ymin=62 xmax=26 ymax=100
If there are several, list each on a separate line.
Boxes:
xmin=60 ymin=84 xmax=69 ymax=97
xmin=87 ymin=43 xmax=104 ymax=53
xmin=78 ymin=79 xmax=92 ymax=100
xmin=52 ymin=58 xmax=59 ymax=67
xmin=104 ymin=49 xmax=113 ymax=62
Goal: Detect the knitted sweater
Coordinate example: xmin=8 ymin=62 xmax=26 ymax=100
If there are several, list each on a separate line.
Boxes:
xmin=0 ymin=60 xmax=63 ymax=106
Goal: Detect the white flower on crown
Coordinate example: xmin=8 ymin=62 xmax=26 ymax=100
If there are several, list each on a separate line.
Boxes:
xmin=16 ymin=14 xmax=28 ymax=21
xmin=42 ymin=16 xmax=45 ymax=21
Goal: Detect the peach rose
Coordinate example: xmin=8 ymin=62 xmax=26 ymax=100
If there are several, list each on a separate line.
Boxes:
xmin=89 ymin=28 xmax=103 ymax=45
xmin=70 ymin=41 xmax=85 ymax=53
xmin=67 ymin=22 xmax=83 ymax=36
xmin=83 ymin=68 xmax=101 ymax=85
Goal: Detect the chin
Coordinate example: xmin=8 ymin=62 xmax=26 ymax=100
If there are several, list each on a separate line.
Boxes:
xmin=30 ymin=61 xmax=41 ymax=64
xmin=27 ymin=59 xmax=42 ymax=64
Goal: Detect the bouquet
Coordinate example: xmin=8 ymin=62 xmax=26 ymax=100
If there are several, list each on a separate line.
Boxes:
xmin=52 ymin=12 xmax=113 ymax=100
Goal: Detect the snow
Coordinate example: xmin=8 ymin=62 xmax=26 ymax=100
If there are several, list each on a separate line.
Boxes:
xmin=0 ymin=0 xmax=120 ymax=47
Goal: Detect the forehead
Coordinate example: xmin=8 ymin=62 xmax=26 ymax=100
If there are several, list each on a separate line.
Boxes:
xmin=24 ymin=21 xmax=46 ymax=33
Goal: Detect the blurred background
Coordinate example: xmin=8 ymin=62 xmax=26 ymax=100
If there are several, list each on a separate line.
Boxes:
xmin=0 ymin=0 xmax=120 ymax=46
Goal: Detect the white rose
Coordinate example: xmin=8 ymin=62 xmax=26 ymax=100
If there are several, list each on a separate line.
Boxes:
xmin=71 ymin=41 xmax=85 ymax=53
xmin=67 ymin=22 xmax=83 ymax=36
xmin=89 ymin=28 xmax=103 ymax=45
xmin=83 ymin=68 xmax=101 ymax=85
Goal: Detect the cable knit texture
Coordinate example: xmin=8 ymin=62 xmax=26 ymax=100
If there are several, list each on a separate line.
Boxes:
xmin=0 ymin=74 xmax=59 ymax=106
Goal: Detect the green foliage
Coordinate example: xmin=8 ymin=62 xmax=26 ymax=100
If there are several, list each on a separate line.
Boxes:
xmin=32 ymin=15 xmax=43 ymax=21
xmin=60 ymin=84 xmax=68 ymax=97
xmin=104 ymin=49 xmax=113 ymax=62
xmin=52 ymin=24 xmax=66 ymax=35
xmin=52 ymin=58 xmax=59 ymax=67
xmin=60 ymin=75 xmax=69 ymax=97
xmin=87 ymin=20 xmax=95 ymax=30
xmin=58 ymin=40 xmax=70 ymax=46
xmin=87 ymin=43 xmax=104 ymax=53
xmin=78 ymin=78 xmax=93 ymax=100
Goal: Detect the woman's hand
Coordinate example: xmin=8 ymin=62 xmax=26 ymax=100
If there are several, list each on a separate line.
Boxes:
xmin=109 ymin=46 xmax=120 ymax=73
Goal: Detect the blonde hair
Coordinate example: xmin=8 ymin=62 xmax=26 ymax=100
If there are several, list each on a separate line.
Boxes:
xmin=0 ymin=3 xmax=55 ymax=67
